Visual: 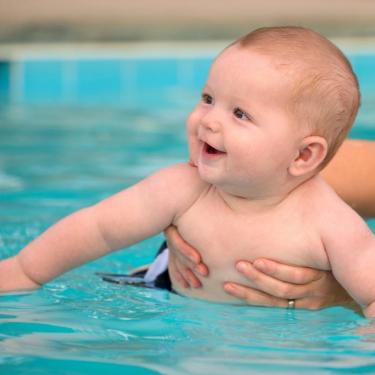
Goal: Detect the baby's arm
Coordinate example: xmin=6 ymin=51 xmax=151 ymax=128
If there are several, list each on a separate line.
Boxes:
xmin=0 ymin=163 xmax=204 ymax=292
xmin=322 ymin=205 xmax=375 ymax=317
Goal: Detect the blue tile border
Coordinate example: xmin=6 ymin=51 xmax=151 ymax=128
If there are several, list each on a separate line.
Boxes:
xmin=0 ymin=55 xmax=213 ymax=107
xmin=349 ymin=54 xmax=375 ymax=92
xmin=23 ymin=60 xmax=65 ymax=103
xmin=0 ymin=61 xmax=10 ymax=103
xmin=0 ymin=51 xmax=373 ymax=107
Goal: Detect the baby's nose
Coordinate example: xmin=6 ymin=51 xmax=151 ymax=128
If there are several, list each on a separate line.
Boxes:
xmin=201 ymin=110 xmax=222 ymax=132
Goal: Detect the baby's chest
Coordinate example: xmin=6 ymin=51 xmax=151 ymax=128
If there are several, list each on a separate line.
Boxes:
xmin=176 ymin=200 xmax=329 ymax=270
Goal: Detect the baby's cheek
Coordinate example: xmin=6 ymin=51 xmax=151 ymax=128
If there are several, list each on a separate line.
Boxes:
xmin=186 ymin=111 xmax=200 ymax=166
xmin=188 ymin=135 xmax=200 ymax=166
xmin=187 ymin=111 xmax=199 ymax=134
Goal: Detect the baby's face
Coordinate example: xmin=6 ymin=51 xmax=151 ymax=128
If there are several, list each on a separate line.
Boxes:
xmin=187 ymin=45 xmax=303 ymax=196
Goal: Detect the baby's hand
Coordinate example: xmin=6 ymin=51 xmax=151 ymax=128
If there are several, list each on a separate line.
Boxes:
xmin=0 ymin=256 xmax=41 ymax=292
xmin=164 ymin=225 xmax=208 ymax=288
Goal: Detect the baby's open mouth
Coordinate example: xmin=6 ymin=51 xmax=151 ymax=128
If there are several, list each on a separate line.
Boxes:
xmin=203 ymin=142 xmax=225 ymax=155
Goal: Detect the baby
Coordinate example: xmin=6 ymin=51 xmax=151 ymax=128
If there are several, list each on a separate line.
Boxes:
xmin=1 ymin=26 xmax=375 ymax=316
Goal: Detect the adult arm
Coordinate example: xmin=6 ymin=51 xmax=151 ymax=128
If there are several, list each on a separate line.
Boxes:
xmin=321 ymin=139 xmax=375 ymax=218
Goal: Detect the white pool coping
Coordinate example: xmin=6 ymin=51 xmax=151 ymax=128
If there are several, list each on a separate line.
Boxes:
xmin=0 ymin=41 xmax=226 ymax=60
xmin=0 ymin=38 xmax=374 ymax=61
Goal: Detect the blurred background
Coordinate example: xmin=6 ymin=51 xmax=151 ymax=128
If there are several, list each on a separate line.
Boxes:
xmin=1 ymin=4 xmax=375 ymax=374
xmin=1 ymin=0 xmax=375 ymax=106
xmin=1 ymin=0 xmax=375 ymax=43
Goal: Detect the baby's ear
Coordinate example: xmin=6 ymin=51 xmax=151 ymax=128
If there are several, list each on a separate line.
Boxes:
xmin=288 ymin=136 xmax=328 ymax=177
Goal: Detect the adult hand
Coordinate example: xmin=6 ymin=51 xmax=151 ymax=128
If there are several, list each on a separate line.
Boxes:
xmin=223 ymin=259 xmax=355 ymax=309
xmin=164 ymin=225 xmax=355 ymax=309
xmin=164 ymin=225 xmax=208 ymax=289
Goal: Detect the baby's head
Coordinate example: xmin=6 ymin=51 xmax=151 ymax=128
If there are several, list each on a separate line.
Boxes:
xmin=187 ymin=26 xmax=360 ymax=196
xmin=234 ymin=26 xmax=360 ymax=169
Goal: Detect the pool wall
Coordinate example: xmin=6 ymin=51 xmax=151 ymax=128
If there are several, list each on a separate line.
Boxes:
xmin=0 ymin=40 xmax=374 ymax=107
xmin=0 ymin=43 xmax=225 ymax=108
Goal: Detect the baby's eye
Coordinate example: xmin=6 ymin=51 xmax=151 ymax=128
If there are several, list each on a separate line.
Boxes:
xmin=201 ymin=93 xmax=213 ymax=105
xmin=233 ymin=107 xmax=250 ymax=121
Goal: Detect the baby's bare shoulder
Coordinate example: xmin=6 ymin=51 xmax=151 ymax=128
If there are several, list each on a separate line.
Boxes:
xmin=152 ymin=162 xmax=210 ymax=217
xmin=157 ymin=162 xmax=208 ymax=192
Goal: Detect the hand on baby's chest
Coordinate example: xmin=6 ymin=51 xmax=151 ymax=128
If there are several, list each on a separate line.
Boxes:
xmin=176 ymin=199 xmax=328 ymax=271
xmin=172 ymin=194 xmax=329 ymax=302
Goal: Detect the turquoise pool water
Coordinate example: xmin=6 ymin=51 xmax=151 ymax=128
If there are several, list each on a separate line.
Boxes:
xmin=1 ymin=45 xmax=375 ymax=374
